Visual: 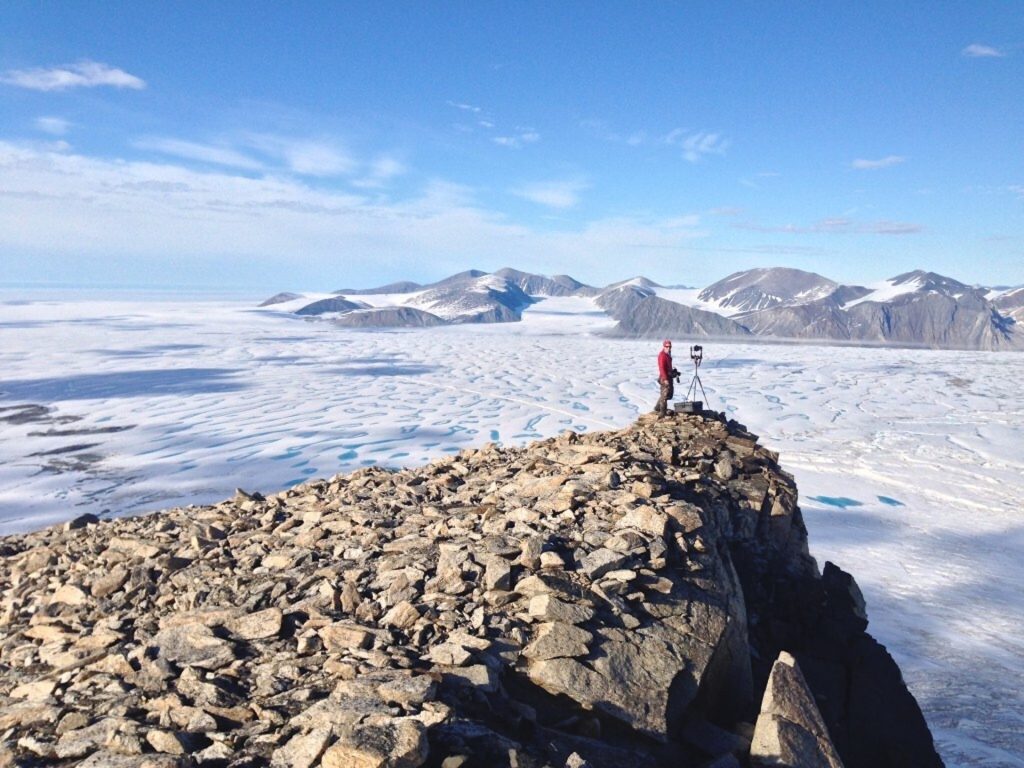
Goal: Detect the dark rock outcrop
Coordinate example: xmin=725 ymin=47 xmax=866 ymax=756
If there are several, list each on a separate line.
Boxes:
xmin=294 ymin=297 xmax=363 ymax=316
xmin=331 ymin=307 xmax=447 ymax=328
xmin=0 ymin=415 xmax=943 ymax=767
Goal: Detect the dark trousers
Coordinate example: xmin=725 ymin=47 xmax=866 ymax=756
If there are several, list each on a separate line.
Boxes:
xmin=655 ymin=378 xmax=674 ymax=415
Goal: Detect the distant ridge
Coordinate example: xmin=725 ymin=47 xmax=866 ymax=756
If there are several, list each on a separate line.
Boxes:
xmin=259 ymin=266 xmax=1023 ymax=350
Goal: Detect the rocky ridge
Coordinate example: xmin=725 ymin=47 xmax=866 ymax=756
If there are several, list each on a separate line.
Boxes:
xmin=0 ymin=413 xmax=942 ymax=767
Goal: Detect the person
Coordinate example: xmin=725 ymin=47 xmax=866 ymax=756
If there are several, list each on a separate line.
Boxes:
xmin=655 ymin=339 xmax=680 ymax=417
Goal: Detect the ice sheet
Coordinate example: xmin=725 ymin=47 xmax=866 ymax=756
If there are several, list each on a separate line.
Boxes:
xmin=1 ymin=293 xmax=1022 ymax=765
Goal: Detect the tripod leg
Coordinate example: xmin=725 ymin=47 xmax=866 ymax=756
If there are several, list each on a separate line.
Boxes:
xmin=695 ymin=375 xmax=708 ymax=404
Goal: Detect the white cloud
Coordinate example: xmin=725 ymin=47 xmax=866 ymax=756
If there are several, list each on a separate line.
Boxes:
xmin=511 ymin=179 xmax=588 ymax=209
xmin=851 ymin=155 xmax=907 ymax=170
xmin=962 ymin=43 xmax=1005 ymax=58
xmin=493 ymin=130 xmax=540 ymax=149
xmin=35 ymin=117 xmax=71 ymax=135
xmin=136 ymin=134 xmax=358 ymax=177
xmin=1 ymin=60 xmax=145 ymax=91
xmin=734 ymin=217 xmax=922 ymax=235
xmin=278 ymin=140 xmax=355 ymax=177
xmin=664 ymin=130 xmax=730 ymax=163
xmin=243 ymin=133 xmax=354 ymax=176
xmin=352 ymin=155 xmax=408 ymax=188
xmin=447 ymin=100 xmax=482 ymax=113
xmin=133 ymin=138 xmax=265 ymax=171
xmin=0 ymin=141 xmax=709 ymax=282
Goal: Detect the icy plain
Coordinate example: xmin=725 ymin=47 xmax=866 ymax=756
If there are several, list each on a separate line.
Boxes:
xmin=1 ymin=292 xmax=1022 ymax=766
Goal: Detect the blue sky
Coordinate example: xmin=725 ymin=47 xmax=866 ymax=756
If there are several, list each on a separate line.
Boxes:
xmin=1 ymin=2 xmax=1021 ymax=290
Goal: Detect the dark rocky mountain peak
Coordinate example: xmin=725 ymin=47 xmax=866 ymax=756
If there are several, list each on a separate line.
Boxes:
xmin=493 ymin=267 xmax=597 ymax=297
xmin=294 ymin=296 xmax=364 ymax=316
xmin=888 ymin=270 xmax=972 ymax=296
xmin=699 ymin=268 xmax=838 ymax=314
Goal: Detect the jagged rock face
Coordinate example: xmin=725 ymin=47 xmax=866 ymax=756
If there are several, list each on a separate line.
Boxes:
xmin=0 ymin=415 xmax=941 ymax=768
xmin=993 ymin=286 xmax=1024 ymax=322
xmin=750 ymin=652 xmax=844 ymax=767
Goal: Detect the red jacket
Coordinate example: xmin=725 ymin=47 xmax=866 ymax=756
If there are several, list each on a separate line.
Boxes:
xmin=658 ymin=350 xmax=673 ymax=381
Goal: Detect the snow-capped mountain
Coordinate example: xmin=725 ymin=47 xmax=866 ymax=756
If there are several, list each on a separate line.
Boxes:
xmin=260 ymin=266 xmax=1022 ymax=350
xmin=406 ymin=273 xmax=534 ymax=323
xmin=698 ymin=268 xmax=841 ymax=315
xmin=493 ymin=267 xmax=600 ymax=297
xmin=742 ymin=270 xmax=1020 ymax=349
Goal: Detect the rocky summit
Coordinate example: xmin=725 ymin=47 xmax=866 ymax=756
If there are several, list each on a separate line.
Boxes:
xmin=0 ymin=412 xmax=943 ymax=768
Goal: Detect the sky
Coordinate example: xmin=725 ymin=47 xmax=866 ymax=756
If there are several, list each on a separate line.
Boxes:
xmin=1 ymin=2 xmax=1021 ymax=291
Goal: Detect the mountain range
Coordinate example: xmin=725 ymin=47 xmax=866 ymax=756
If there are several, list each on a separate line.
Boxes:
xmin=260 ymin=266 xmax=1024 ymax=350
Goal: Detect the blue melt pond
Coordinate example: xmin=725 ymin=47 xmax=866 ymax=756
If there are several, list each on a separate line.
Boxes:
xmin=877 ymin=496 xmax=905 ymax=507
xmin=490 ymin=430 xmax=500 ymax=442
xmin=338 ymin=449 xmax=358 ymax=461
xmin=810 ymin=496 xmax=863 ymax=508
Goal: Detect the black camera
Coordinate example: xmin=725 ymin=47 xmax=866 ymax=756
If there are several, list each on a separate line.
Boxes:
xmin=690 ymin=345 xmax=703 ymax=366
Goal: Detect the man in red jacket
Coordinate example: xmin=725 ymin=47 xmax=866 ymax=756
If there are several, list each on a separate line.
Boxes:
xmin=655 ymin=339 xmax=679 ymax=417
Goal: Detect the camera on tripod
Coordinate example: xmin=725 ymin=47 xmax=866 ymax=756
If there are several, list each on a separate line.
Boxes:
xmin=674 ymin=345 xmax=708 ymax=414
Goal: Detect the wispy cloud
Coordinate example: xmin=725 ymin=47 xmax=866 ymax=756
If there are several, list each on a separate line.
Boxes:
xmin=35 ymin=117 xmax=71 ymax=135
xmin=133 ymin=138 xmax=265 ymax=171
xmin=0 ymin=140 xmax=711 ymax=283
xmin=739 ymin=171 xmax=780 ymax=189
xmin=136 ymin=134 xmax=357 ymax=177
xmin=511 ymin=179 xmax=588 ymax=209
xmin=269 ymin=138 xmax=355 ymax=177
xmin=1 ymin=60 xmax=145 ymax=91
xmin=447 ymin=100 xmax=482 ymax=113
xmin=664 ymin=130 xmax=730 ymax=162
xmin=734 ymin=217 xmax=922 ymax=235
xmin=962 ymin=43 xmax=1005 ymax=58
xmin=851 ymin=155 xmax=907 ymax=170
xmin=353 ymin=155 xmax=407 ymax=188
xmin=493 ymin=130 xmax=540 ymax=149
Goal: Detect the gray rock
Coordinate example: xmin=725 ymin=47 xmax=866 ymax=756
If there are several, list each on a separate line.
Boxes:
xmin=271 ymin=727 xmax=331 ymax=768
xmin=750 ymin=651 xmax=844 ymax=767
xmin=321 ymin=717 xmax=428 ymax=768
xmin=150 ymin=625 xmax=235 ymax=670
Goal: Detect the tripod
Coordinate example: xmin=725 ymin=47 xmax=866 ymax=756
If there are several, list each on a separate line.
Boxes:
xmin=685 ymin=345 xmax=708 ymax=404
